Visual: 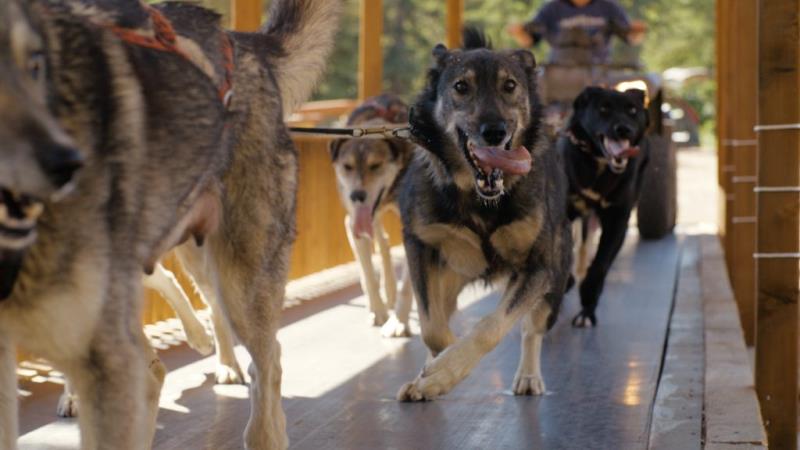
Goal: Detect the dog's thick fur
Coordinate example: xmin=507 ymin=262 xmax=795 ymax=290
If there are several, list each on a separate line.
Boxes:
xmin=329 ymin=95 xmax=415 ymax=337
xmin=57 ymin=261 xmax=215 ymax=418
xmin=396 ymin=29 xmax=572 ymax=401
xmin=0 ymin=1 xmax=339 ymax=449
xmin=560 ymin=87 xmax=650 ymax=328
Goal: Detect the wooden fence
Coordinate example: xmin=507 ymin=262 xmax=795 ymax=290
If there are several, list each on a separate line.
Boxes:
xmin=717 ymin=1 xmax=800 ymax=448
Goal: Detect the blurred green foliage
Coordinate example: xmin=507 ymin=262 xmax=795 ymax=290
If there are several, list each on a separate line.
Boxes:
xmin=196 ymin=0 xmax=716 ymax=139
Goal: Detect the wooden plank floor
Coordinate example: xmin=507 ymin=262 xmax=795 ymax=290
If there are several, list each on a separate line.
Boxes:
xmin=18 ymin=231 xmax=680 ymax=450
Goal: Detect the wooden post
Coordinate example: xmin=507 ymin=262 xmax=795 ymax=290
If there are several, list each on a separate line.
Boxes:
xmin=728 ymin=0 xmax=759 ymax=345
xmin=446 ymin=0 xmax=464 ymax=49
xmin=755 ymin=0 xmax=800 ymax=447
xmin=359 ymin=0 xmax=383 ymax=100
xmin=232 ymin=0 xmax=262 ymax=32
xmin=717 ymin=0 xmax=735 ymax=273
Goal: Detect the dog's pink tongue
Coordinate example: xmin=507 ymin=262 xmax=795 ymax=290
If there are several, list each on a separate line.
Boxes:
xmin=352 ymin=205 xmax=373 ymax=239
xmin=603 ymin=138 xmax=639 ymax=158
xmin=472 ymin=146 xmax=532 ymax=175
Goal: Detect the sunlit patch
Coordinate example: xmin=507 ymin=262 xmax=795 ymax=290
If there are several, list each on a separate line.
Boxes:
xmin=213 ymin=384 xmax=250 ymax=399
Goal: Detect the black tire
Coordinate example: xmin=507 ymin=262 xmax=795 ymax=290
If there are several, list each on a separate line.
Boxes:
xmin=637 ymin=133 xmax=677 ymax=239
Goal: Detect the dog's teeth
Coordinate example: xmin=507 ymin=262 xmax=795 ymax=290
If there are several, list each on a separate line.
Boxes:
xmin=25 ymin=202 xmax=44 ymax=221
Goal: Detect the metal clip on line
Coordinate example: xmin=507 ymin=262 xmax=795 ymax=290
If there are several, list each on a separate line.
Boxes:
xmin=289 ymin=125 xmax=413 ymax=141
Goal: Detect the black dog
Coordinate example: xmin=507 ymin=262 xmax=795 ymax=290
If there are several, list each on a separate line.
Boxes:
xmin=561 ymin=87 xmax=650 ymax=327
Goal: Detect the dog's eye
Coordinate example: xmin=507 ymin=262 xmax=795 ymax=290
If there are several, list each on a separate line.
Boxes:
xmin=503 ymin=79 xmax=517 ymax=93
xmin=343 ymin=164 xmax=354 ymax=171
xmin=453 ymin=80 xmax=469 ymax=95
xmin=629 ymin=107 xmax=638 ymax=116
xmin=599 ymin=105 xmax=610 ymax=115
xmin=369 ymin=163 xmax=382 ymax=172
xmin=27 ymin=51 xmax=45 ymax=81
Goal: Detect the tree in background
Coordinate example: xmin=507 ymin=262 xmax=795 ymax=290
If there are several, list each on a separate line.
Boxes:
xmin=196 ymin=0 xmax=715 ymax=142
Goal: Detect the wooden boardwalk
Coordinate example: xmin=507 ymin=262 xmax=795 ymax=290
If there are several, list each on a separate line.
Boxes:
xmin=16 ymin=149 xmax=764 ymax=449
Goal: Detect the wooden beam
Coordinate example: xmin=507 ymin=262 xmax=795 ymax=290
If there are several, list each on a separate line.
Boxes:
xmin=717 ymin=0 xmax=735 ymax=273
xmin=755 ymin=0 xmax=800 ymax=447
xmin=358 ymin=0 xmax=383 ymax=100
xmin=446 ymin=0 xmax=464 ymax=49
xmin=231 ymin=0 xmax=262 ymax=32
xmin=728 ymin=0 xmax=759 ymax=345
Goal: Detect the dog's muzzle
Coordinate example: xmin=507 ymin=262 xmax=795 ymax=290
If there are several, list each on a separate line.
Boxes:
xmin=460 ymin=129 xmax=532 ymax=200
xmin=600 ymin=136 xmax=640 ymax=174
xmin=0 ymin=189 xmax=45 ymax=300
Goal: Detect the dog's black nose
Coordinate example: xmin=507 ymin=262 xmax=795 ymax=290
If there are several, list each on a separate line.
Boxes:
xmin=350 ymin=190 xmax=367 ymax=203
xmin=480 ymin=122 xmax=507 ymax=146
xmin=613 ymin=124 xmax=633 ymax=140
xmin=35 ymin=142 xmax=83 ymax=189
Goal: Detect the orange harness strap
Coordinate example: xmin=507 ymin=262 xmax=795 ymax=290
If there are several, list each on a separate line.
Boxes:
xmin=109 ymin=5 xmax=234 ymax=107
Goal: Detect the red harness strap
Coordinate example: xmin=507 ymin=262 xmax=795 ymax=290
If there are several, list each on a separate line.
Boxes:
xmin=109 ymin=5 xmax=234 ymax=107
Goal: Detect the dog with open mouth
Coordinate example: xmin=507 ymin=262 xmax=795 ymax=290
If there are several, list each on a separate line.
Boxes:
xmin=329 ymin=94 xmax=416 ymax=337
xmin=396 ymin=28 xmax=572 ymax=401
xmin=0 ymin=25 xmax=83 ymax=298
xmin=0 ymin=0 xmax=340 ymax=448
xmin=560 ymin=86 xmax=651 ymax=327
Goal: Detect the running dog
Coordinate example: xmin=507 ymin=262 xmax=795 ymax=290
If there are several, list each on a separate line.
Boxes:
xmin=329 ymin=94 xmax=415 ymax=337
xmin=0 ymin=2 xmax=339 ymax=450
xmin=396 ymin=29 xmax=572 ymax=401
xmin=560 ymin=86 xmax=650 ymax=328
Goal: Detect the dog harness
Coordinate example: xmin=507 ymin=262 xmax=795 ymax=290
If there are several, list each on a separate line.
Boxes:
xmin=563 ymin=130 xmax=631 ymax=212
xmin=108 ymin=4 xmax=235 ymax=108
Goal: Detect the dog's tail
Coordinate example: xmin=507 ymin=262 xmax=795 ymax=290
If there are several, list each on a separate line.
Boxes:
xmin=261 ymin=0 xmax=342 ymax=113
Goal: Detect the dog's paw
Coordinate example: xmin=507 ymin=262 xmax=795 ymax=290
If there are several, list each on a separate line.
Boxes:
xmin=512 ymin=373 xmax=546 ymax=396
xmin=380 ymin=314 xmax=411 ymax=338
xmin=367 ymin=309 xmax=389 ymax=327
xmin=184 ymin=325 xmax=214 ymax=356
xmin=571 ymin=311 xmax=597 ymax=328
xmin=215 ymin=364 xmax=246 ymax=385
xmin=56 ymin=392 xmax=79 ymax=418
xmin=396 ymin=358 xmax=464 ymax=402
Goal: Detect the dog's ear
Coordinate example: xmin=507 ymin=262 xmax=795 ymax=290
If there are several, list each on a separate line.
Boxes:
xmin=386 ymin=138 xmax=413 ymax=162
xmin=509 ymin=49 xmax=536 ymax=73
xmin=432 ymin=43 xmax=451 ymax=66
xmin=328 ymin=139 xmax=346 ymax=161
xmin=624 ymin=89 xmax=647 ymax=108
xmin=573 ymin=86 xmax=604 ymax=112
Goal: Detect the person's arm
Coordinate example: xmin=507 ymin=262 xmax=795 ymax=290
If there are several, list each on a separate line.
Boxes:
xmin=607 ymin=2 xmax=633 ymax=42
xmin=508 ymin=3 xmax=553 ymax=48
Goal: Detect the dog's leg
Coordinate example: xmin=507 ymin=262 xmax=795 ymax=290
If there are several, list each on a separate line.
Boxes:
xmin=381 ymin=260 xmax=413 ymax=338
xmin=573 ymin=217 xmax=590 ymax=279
xmin=0 ymin=332 xmax=17 ymax=449
xmin=143 ymin=263 xmax=214 ymax=356
xmin=210 ymin=242 xmax=288 ymax=450
xmin=56 ymin=379 xmax=79 ymax=418
xmin=573 ymin=208 xmax=632 ymax=328
xmin=208 ymin=298 xmax=244 ymax=384
xmin=70 ymin=275 xmax=151 ymax=449
xmin=345 ymin=215 xmax=388 ymax=326
xmin=512 ymin=300 xmax=553 ymax=395
xmin=398 ymin=270 xmax=550 ymax=402
xmin=140 ymin=331 xmax=166 ymax=450
xmin=174 ymin=244 xmax=244 ymax=385
xmin=374 ymin=220 xmax=397 ymax=310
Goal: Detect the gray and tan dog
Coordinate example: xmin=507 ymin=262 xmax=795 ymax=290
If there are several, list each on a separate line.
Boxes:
xmin=329 ymin=95 xmax=415 ymax=337
xmin=0 ymin=1 xmax=339 ymax=449
xmin=396 ymin=29 xmax=572 ymax=401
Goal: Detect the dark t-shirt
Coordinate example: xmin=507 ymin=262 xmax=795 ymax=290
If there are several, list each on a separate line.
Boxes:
xmin=524 ymin=0 xmax=631 ymax=63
